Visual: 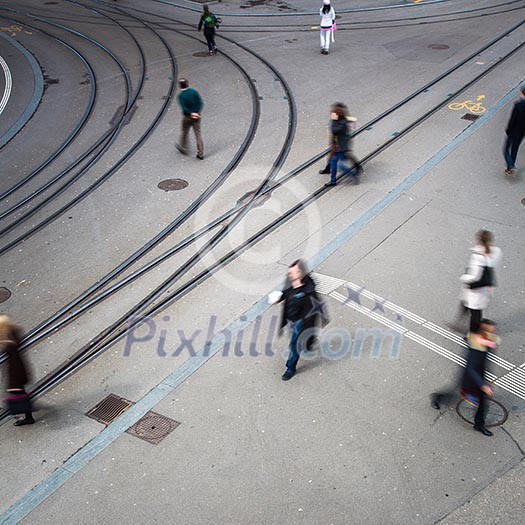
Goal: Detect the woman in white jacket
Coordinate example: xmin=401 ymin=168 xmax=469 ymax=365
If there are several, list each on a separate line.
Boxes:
xmin=451 ymin=230 xmax=502 ymax=334
xmin=319 ymin=1 xmax=335 ymax=55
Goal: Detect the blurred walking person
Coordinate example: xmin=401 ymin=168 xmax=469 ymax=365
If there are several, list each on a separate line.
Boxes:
xmin=319 ymin=1 xmax=335 ymax=55
xmin=431 ymin=319 xmax=499 ymax=437
xmin=503 ymin=86 xmax=525 ymax=177
xmin=1 ymin=315 xmax=34 ymax=426
xmin=269 ymin=260 xmax=328 ymax=381
xmin=323 ymin=103 xmax=362 ymax=187
xmin=448 ymin=230 xmax=502 ymax=335
xmin=176 ymin=78 xmax=204 ymax=160
xmin=198 ymin=5 xmax=220 ymax=56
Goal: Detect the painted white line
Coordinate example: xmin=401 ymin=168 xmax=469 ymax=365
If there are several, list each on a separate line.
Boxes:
xmin=0 ymin=53 xmax=13 ymax=115
xmin=318 ymin=275 xmax=525 ymax=401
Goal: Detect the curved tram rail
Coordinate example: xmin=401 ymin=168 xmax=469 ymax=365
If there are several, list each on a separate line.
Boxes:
xmin=1 ymin=3 xmax=524 ymax=422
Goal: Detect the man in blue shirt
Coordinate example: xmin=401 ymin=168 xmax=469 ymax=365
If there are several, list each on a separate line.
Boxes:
xmin=176 ymin=78 xmax=204 ymax=160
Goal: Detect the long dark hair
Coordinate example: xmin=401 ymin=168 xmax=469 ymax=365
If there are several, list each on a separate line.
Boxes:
xmin=322 ymin=4 xmax=331 ymax=14
xmin=477 ymin=230 xmax=493 ymax=254
xmin=203 ymin=5 xmax=210 ymax=16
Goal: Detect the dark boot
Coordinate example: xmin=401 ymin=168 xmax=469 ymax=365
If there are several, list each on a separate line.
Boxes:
xmin=14 ymin=412 xmax=35 ymax=426
xmin=430 ymin=393 xmax=441 ymax=410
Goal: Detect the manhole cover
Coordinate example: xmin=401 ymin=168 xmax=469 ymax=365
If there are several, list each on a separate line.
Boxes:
xmin=192 ymin=51 xmax=212 ymax=58
xmin=428 ymin=44 xmax=450 ymax=50
xmin=158 ymin=179 xmax=188 ymax=191
xmin=86 ymin=394 xmax=134 ymax=425
xmin=461 ymin=113 xmax=479 ymax=122
xmin=521 ymin=198 xmax=525 ymax=206
xmin=0 ymin=287 xmax=11 ymax=303
xmin=126 ymin=411 xmax=180 ymax=444
xmin=0 ymin=286 xmax=11 ymax=303
xmin=456 ymin=398 xmax=508 ymax=428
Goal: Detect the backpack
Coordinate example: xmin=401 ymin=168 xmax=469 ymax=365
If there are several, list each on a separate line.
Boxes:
xmin=204 ymin=14 xmax=220 ymax=29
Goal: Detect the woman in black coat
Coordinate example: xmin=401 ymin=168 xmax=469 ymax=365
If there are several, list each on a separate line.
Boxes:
xmin=1 ymin=315 xmax=34 ymax=425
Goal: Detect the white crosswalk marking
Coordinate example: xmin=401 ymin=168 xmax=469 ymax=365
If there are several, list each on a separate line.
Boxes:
xmin=312 ymin=272 xmax=525 ymax=401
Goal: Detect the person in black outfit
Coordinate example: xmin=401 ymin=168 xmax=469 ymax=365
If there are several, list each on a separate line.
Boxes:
xmin=1 ymin=315 xmax=34 ymax=426
xmin=198 ymin=5 xmax=220 ymax=56
xmin=460 ymin=319 xmax=497 ymax=436
xmin=503 ymin=86 xmax=525 ymax=177
xmin=270 ymin=260 xmax=328 ymax=381
xmin=431 ymin=319 xmax=497 ymax=437
xmin=321 ymin=103 xmax=362 ymax=187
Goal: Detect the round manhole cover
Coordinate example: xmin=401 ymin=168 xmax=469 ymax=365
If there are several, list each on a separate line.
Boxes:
xmin=128 ymin=413 xmax=180 ymax=444
xmin=192 ymin=51 xmax=211 ymax=58
xmin=157 ymin=179 xmax=188 ymax=191
xmin=0 ymin=287 xmax=11 ymax=303
xmin=428 ymin=44 xmax=450 ymax=50
xmin=522 ymin=197 xmax=525 ymax=206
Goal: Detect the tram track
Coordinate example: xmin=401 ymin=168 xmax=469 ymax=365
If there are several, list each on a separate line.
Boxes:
xmin=0 ymin=0 xmax=296 ymax=351
xmin=1 ymin=14 xmax=522 ymax=423
xmin=0 ymin=0 xmax=271 ymax=264
xmin=0 ymin=5 xmax=143 ymax=243
xmin=36 ymin=0 xmax=525 ymax=32
xmin=0 ymin=2 xmax=141 ymax=208
xmin=0 ymin=14 xmax=98 ymax=202
xmin=199 ymin=0 xmax=525 ymax=33
xmin=1 ymin=9 xmax=523 ymax=363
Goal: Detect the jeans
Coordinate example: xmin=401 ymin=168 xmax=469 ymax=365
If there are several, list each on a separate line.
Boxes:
xmin=503 ymin=135 xmax=522 ymax=169
xmin=285 ymin=320 xmax=304 ymax=373
xmin=330 ymin=151 xmax=359 ymax=184
xmin=204 ymin=30 xmax=216 ymax=52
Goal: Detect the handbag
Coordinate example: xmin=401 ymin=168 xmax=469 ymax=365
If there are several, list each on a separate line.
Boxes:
xmin=4 ymin=392 xmax=31 ymax=415
xmin=469 ymin=266 xmax=495 ymax=289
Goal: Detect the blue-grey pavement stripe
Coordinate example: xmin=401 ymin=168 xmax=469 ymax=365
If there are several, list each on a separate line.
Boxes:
xmin=0 ymin=83 xmax=521 ymax=525
xmin=0 ymin=32 xmax=43 ymax=149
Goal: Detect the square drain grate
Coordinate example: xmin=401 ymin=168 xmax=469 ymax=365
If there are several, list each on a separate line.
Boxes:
xmin=461 ymin=113 xmax=480 ymax=121
xmin=126 ymin=411 xmax=180 ymax=445
xmin=86 ymin=394 xmax=134 ymax=425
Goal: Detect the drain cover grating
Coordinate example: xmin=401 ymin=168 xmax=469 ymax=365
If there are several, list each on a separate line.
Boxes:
xmin=0 ymin=287 xmax=11 ymax=303
xmin=158 ymin=179 xmax=188 ymax=191
xmin=86 ymin=394 xmax=134 ymax=425
xmin=461 ymin=113 xmax=480 ymax=121
xmin=428 ymin=44 xmax=450 ymax=50
xmin=126 ymin=411 xmax=180 ymax=445
xmin=192 ymin=51 xmax=211 ymax=58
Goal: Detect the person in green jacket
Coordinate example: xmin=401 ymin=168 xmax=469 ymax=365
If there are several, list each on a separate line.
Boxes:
xmin=176 ymin=78 xmax=204 ymax=160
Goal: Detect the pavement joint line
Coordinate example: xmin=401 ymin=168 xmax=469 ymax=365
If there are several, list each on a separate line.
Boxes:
xmin=1 ymin=82 xmax=523 ymax=525
xmin=0 ymin=32 xmax=43 ymax=149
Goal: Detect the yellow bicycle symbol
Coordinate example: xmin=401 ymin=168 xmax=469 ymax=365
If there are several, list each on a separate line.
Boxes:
xmin=448 ymin=99 xmax=486 ymax=114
